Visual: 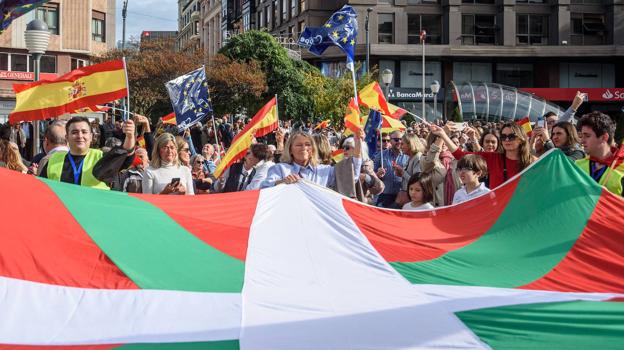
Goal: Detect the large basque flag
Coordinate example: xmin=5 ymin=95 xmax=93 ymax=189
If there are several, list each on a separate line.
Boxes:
xmin=0 ymin=0 xmax=51 ymax=33
xmin=0 ymin=149 xmax=624 ymax=349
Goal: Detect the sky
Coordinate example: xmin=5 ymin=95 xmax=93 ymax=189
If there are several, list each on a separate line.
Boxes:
xmin=114 ymin=0 xmax=179 ymax=44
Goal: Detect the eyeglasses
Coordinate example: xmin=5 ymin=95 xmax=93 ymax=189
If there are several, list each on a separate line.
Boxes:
xmin=194 ymin=160 xmax=203 ymax=165
xmin=382 ymin=139 xmax=391 ymax=143
xmin=343 ymin=146 xmax=352 ymax=151
xmin=500 ymin=133 xmax=518 ymax=141
xmin=180 ymin=148 xmax=190 ymax=153
xmin=391 ymin=138 xmax=402 ymax=142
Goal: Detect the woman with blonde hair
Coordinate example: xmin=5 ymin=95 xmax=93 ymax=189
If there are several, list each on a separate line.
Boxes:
xmin=312 ymin=134 xmax=333 ymax=165
xmin=142 ymin=133 xmax=194 ymax=195
xmin=392 ymin=133 xmax=425 ymax=206
xmin=0 ymin=140 xmax=28 ymax=173
xmin=431 ymin=121 xmax=536 ymax=189
xmin=261 ymin=130 xmax=364 ymax=188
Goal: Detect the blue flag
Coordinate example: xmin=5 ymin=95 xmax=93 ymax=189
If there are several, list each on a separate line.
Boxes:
xmin=364 ymin=109 xmax=382 ymax=159
xmin=298 ymin=5 xmax=358 ymax=69
xmin=165 ymin=67 xmax=213 ymax=130
xmin=1 ymin=0 xmax=52 ymax=33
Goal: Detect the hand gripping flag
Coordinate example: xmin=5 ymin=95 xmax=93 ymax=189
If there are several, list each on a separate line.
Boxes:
xmin=364 ymin=109 xmax=382 ymax=158
xmin=213 ymin=97 xmax=279 ymax=178
xmin=165 ymin=67 xmax=213 ymax=130
xmin=358 ymin=82 xmax=407 ymax=119
xmin=0 ymin=0 xmax=51 ymax=33
xmin=10 ymin=59 xmax=128 ymax=123
xmin=298 ymin=5 xmax=358 ymax=70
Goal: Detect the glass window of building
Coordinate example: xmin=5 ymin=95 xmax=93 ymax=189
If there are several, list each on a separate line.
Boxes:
xmin=407 ymin=0 xmax=439 ymax=4
xmin=378 ymin=13 xmax=394 ymax=44
xmin=571 ymin=13 xmax=607 ymax=45
xmin=282 ymin=0 xmax=287 ymax=21
xmin=266 ymin=6 xmax=271 ymax=28
xmin=259 ymin=10 xmax=264 ymax=27
xmin=516 ymin=14 xmax=548 ymax=45
xmin=291 ymin=0 xmax=296 ymax=17
xmin=92 ymin=11 xmax=106 ymax=42
xmin=560 ymin=63 xmax=615 ymax=88
xmin=453 ymin=62 xmax=492 ymax=83
xmin=0 ymin=53 xmax=8 ymax=70
xmin=462 ymin=15 xmax=496 ymax=45
xmin=299 ymin=0 xmax=305 ymax=13
xmin=71 ymin=58 xmax=88 ymax=71
xmin=11 ymin=54 xmax=27 ymax=72
xmin=35 ymin=2 xmax=60 ymax=35
xmin=29 ymin=55 xmax=57 ymax=73
xmin=273 ymin=0 xmax=278 ymax=27
xmin=462 ymin=0 xmax=494 ymax=3
xmin=400 ymin=60 xmax=442 ymax=88
xmin=408 ymin=14 xmax=442 ymax=44
xmin=495 ymin=63 xmax=533 ymax=87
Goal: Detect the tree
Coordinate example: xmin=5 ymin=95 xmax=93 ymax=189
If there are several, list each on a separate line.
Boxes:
xmin=206 ymin=54 xmax=267 ymax=117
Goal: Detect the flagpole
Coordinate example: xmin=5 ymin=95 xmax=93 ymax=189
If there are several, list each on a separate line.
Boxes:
xmin=379 ymin=127 xmax=384 ymax=172
xmin=405 ymin=110 xmax=429 ymax=125
xmin=421 ymin=32 xmax=426 ymax=124
xmin=211 ymin=113 xmax=221 ymax=162
xmin=350 ymin=66 xmax=359 ymax=108
xmin=274 ymin=94 xmax=280 ymax=126
xmin=122 ymin=57 xmax=131 ymax=121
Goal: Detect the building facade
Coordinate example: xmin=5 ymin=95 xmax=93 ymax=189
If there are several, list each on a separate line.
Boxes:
xmin=200 ymin=0 xmax=223 ymax=59
xmin=219 ymin=0 xmax=624 ymax=117
xmin=178 ymin=0 xmax=202 ymax=51
xmin=0 ymin=0 xmax=116 ymax=123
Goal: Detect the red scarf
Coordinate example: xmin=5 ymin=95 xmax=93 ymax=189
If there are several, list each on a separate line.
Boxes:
xmin=440 ymin=150 xmax=456 ymax=205
xmin=589 ymin=146 xmax=624 ymax=167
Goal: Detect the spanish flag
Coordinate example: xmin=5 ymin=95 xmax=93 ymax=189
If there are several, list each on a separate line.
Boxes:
xmin=9 ymin=60 xmax=128 ymax=123
xmin=516 ymin=117 xmax=532 ymax=137
xmin=137 ymin=135 xmax=146 ymax=148
xmin=344 ymin=97 xmax=361 ymax=134
xmin=331 ymin=149 xmax=345 ymax=163
xmin=381 ymin=115 xmax=406 ymax=133
xmin=315 ymin=119 xmax=331 ymax=130
xmin=213 ymin=97 xmax=279 ymax=178
xmin=162 ymin=112 xmax=177 ymax=125
xmin=358 ymin=82 xmax=407 ymax=119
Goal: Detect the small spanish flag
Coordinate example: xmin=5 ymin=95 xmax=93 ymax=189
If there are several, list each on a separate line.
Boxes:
xmin=137 ymin=135 xmax=146 ymax=148
xmin=315 ymin=119 xmax=331 ymax=130
xmin=213 ymin=97 xmax=279 ymax=178
xmin=344 ymin=97 xmax=361 ymax=134
xmin=516 ymin=117 xmax=532 ymax=137
xmin=162 ymin=112 xmax=177 ymax=125
xmin=10 ymin=60 xmax=128 ymax=123
xmin=331 ymin=149 xmax=345 ymax=163
xmin=381 ymin=115 xmax=406 ymax=133
xmin=358 ymin=82 xmax=407 ymax=119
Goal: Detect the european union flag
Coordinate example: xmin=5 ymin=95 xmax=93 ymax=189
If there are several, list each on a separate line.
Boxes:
xmin=298 ymin=5 xmax=358 ymax=69
xmin=1 ymin=0 xmax=52 ymax=33
xmin=364 ymin=109 xmax=382 ymax=158
xmin=165 ymin=66 xmax=213 ymax=130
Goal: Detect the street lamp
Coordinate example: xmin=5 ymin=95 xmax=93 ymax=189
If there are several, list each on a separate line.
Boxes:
xmin=365 ymin=8 xmax=373 ymax=75
xmin=430 ymin=80 xmax=440 ymax=120
xmin=25 ymin=19 xmax=50 ymax=158
xmin=122 ymin=0 xmax=129 ymax=50
xmin=381 ymin=68 xmax=393 ymax=100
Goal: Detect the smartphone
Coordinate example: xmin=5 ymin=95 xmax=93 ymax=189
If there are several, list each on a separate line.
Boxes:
xmin=537 ymin=119 xmax=545 ymax=128
xmin=170 ymin=177 xmax=181 ymax=186
xmin=455 ymin=122 xmax=467 ymax=131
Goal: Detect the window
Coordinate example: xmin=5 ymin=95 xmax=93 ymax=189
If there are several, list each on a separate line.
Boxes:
xmin=273 ymin=0 xmax=278 ymax=27
xmin=571 ymin=13 xmax=607 ymax=45
xmin=289 ymin=25 xmax=295 ymax=38
xmin=259 ymin=9 xmax=264 ymax=27
xmin=570 ymin=0 xmax=602 ymax=4
xmin=462 ymin=15 xmax=496 ymax=45
xmin=299 ymin=0 xmax=305 ymax=13
xmin=378 ymin=13 xmax=394 ymax=44
xmin=407 ymin=0 xmax=439 ymax=3
xmin=516 ymin=0 xmax=545 ymax=2
xmin=92 ymin=11 xmax=106 ymax=42
xmin=408 ymin=14 xmax=442 ymax=44
xmin=299 ymin=20 xmax=305 ymax=35
xmin=291 ymin=0 xmax=296 ymax=17
xmin=0 ymin=53 xmax=7 ymax=70
xmin=282 ymin=0 xmax=287 ymax=21
xmin=400 ymin=60 xmax=442 ymax=89
xmin=462 ymin=0 xmax=494 ymax=3
xmin=29 ymin=55 xmax=57 ymax=73
xmin=266 ymin=6 xmax=271 ymax=28
xmin=35 ymin=2 xmax=59 ymax=35
xmin=517 ymin=14 xmax=548 ymax=45
xmin=496 ymin=63 xmax=533 ymax=87
xmin=453 ymin=62 xmax=492 ymax=82
xmin=71 ymin=58 xmax=88 ymax=71
xmin=11 ymin=54 xmax=27 ymax=72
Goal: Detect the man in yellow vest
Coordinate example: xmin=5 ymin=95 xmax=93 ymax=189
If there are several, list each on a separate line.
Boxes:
xmin=40 ymin=116 xmax=136 ymax=190
xmin=575 ymin=111 xmax=624 ymax=196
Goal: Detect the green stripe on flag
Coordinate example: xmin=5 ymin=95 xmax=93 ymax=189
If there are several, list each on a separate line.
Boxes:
xmin=457 ymin=300 xmax=624 ymax=350
xmin=41 ymin=179 xmax=245 ymax=293
xmin=391 ymin=151 xmax=603 ymax=287
xmin=115 ymin=340 xmax=239 ymax=350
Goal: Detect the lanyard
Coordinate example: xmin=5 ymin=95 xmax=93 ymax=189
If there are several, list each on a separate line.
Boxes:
xmin=68 ymin=154 xmax=85 ymax=185
xmin=589 ymin=161 xmax=608 ymax=183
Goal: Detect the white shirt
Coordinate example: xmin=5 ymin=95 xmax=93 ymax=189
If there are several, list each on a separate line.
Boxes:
xmin=452 ymin=182 xmax=490 ymax=205
xmin=142 ymin=163 xmax=194 ymax=195
xmin=402 ymin=202 xmax=434 ymax=211
xmin=246 ymin=160 xmax=274 ymax=190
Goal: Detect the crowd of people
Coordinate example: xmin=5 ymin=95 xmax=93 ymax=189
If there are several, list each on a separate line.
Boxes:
xmin=1 ymin=92 xmax=622 ymax=209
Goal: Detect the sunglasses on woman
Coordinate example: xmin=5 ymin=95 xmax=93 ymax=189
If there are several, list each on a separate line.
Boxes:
xmin=500 ymin=133 xmax=518 ymax=141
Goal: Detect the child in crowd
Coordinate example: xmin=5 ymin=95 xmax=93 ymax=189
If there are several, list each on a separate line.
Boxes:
xmin=402 ymin=172 xmax=435 ymax=211
xmin=452 ymin=154 xmax=491 ymax=204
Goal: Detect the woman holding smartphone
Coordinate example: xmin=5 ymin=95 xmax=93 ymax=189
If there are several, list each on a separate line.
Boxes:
xmin=142 ymin=133 xmax=195 ymax=195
